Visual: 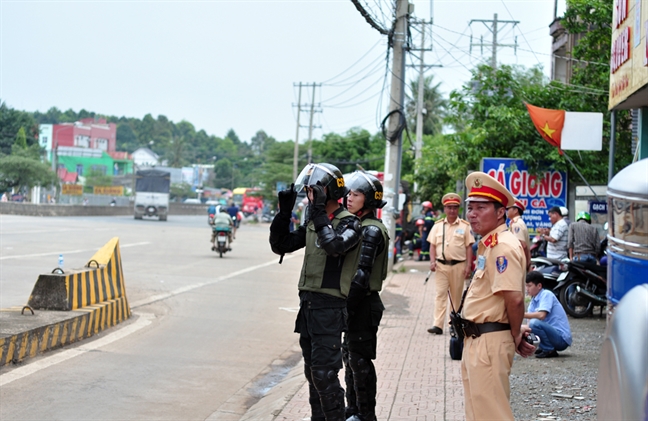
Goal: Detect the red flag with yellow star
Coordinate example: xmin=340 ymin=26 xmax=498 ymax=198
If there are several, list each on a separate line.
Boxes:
xmin=525 ymin=103 xmax=565 ymax=154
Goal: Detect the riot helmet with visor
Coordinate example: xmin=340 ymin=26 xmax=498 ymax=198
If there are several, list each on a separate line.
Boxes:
xmin=344 ymin=171 xmax=387 ymax=210
xmin=294 ymin=163 xmax=349 ymax=201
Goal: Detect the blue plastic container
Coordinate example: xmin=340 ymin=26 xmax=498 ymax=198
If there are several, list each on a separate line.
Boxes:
xmin=606 ymin=158 xmax=648 ymax=305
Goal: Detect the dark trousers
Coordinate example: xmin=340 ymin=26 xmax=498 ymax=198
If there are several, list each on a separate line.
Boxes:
xmin=296 ymin=291 xmax=347 ymax=421
xmin=342 ymin=292 xmax=384 ymax=421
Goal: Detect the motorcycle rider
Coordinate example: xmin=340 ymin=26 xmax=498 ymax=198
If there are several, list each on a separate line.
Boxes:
xmin=342 ymin=171 xmax=389 ymax=421
xmin=210 ymin=208 xmax=234 ymax=251
xmin=269 ymin=163 xmax=363 ymax=421
xmin=568 ymin=211 xmax=600 ymax=264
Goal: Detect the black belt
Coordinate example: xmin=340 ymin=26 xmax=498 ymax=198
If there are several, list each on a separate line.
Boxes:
xmin=476 ymin=322 xmax=510 ymax=334
xmin=436 ymin=259 xmax=465 ymax=266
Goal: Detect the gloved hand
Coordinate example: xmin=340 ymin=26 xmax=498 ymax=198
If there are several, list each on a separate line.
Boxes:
xmin=347 ymin=268 xmax=370 ymax=314
xmin=309 ymin=182 xmax=327 ymax=209
xmin=278 ymin=183 xmax=297 ymax=216
xmin=309 ymin=182 xmax=329 ymax=231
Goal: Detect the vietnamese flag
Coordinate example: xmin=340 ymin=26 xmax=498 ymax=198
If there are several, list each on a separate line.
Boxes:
xmin=525 ymin=103 xmax=565 ymax=153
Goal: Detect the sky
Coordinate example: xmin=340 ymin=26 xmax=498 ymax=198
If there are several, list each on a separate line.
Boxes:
xmin=1 ymin=0 xmax=566 ymax=145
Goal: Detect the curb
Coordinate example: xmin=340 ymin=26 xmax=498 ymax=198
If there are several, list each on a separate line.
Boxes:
xmin=234 ymin=259 xmax=426 ymax=420
xmin=0 ymin=297 xmax=129 ymax=366
xmin=0 ymin=237 xmax=132 ymax=367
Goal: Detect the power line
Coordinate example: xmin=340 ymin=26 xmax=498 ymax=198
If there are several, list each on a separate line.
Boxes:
xmin=321 ymin=38 xmax=385 ymax=85
xmin=350 ymin=0 xmax=390 ymax=35
xmin=322 ymin=52 xmax=386 ymax=88
xmin=321 ymin=71 xmax=386 ymax=106
xmin=500 ymin=0 xmax=542 ymax=67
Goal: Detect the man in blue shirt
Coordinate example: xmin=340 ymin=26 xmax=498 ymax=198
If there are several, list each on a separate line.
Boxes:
xmin=523 ymin=271 xmax=572 ymax=358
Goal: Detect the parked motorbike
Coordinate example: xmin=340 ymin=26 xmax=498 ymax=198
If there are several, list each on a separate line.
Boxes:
xmin=530 ymin=235 xmax=547 ymax=258
xmin=556 ymin=260 xmax=607 ymax=318
xmin=530 ymin=256 xmax=566 ymax=292
xmin=212 ymin=227 xmax=231 ymax=258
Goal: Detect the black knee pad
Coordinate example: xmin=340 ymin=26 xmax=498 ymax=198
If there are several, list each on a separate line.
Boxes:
xmin=311 ymin=367 xmax=340 ymax=394
xmin=349 ymin=353 xmax=371 ymax=377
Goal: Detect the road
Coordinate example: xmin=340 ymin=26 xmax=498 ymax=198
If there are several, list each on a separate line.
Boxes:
xmin=0 ymin=214 xmax=304 ymax=420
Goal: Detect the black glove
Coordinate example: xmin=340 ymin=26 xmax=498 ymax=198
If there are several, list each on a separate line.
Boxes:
xmin=309 ymin=182 xmax=329 ymax=231
xmin=347 ymin=268 xmax=369 ymax=314
xmin=278 ymin=183 xmax=297 ymax=216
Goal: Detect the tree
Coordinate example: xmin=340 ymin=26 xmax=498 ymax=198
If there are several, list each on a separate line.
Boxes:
xmin=83 ymin=169 xmax=113 ymax=193
xmin=226 ymin=129 xmax=241 ymax=144
xmin=0 ymin=155 xmax=58 ymax=193
xmin=0 ymin=102 xmax=38 ymax=156
xmin=405 ymin=75 xmax=447 ymax=136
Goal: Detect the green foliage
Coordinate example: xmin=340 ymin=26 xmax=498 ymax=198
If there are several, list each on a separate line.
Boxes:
xmin=170 ymin=182 xmax=194 ymax=202
xmin=414 ymin=0 xmax=633 ymax=205
xmin=406 ymin=75 xmax=447 ymax=136
xmin=0 ymin=101 xmax=38 ymax=156
xmin=0 ymin=155 xmax=58 ymax=192
xmin=83 ymin=169 xmax=113 ymax=192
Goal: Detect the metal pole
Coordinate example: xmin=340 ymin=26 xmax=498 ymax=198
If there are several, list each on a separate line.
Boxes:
xmin=292 ymin=83 xmax=303 ymax=180
xmin=563 ymin=152 xmax=601 ymax=201
xmin=492 ymin=13 xmax=498 ymax=70
xmin=307 ymin=83 xmax=317 ymax=164
xmin=414 ymin=22 xmax=425 ymax=193
xmin=608 ymin=110 xmax=616 ymax=182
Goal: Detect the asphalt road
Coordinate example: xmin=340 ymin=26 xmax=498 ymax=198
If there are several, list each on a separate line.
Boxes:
xmin=0 ymin=214 xmax=304 ymax=420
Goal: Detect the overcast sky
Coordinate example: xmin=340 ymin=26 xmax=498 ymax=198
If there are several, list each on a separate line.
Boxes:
xmin=1 ymin=0 xmax=566 ymax=144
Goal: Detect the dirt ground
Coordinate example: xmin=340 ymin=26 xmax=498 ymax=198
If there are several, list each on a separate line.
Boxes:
xmin=510 ymin=312 xmax=608 ymax=421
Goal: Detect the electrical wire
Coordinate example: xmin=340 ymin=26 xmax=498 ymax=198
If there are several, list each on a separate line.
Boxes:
xmin=325 ymin=86 xmax=385 ymax=109
xmin=500 ymin=0 xmax=542 ymax=66
xmin=321 ymin=71 xmax=386 ymax=106
xmin=350 ymin=0 xmax=390 ymax=35
xmin=321 ymin=38 xmax=385 ymax=85
xmin=322 ymin=51 xmax=387 ymax=88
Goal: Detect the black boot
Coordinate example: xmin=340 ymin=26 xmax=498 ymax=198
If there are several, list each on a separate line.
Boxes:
xmin=343 ymin=346 xmax=358 ymax=419
xmin=349 ymin=353 xmax=378 ymax=421
xmin=312 ymin=366 xmax=346 ymax=421
xmin=305 ymin=365 xmax=326 ymax=421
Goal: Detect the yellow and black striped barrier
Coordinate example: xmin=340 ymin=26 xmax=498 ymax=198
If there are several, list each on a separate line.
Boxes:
xmin=0 ymin=238 xmax=131 ymax=366
xmin=28 ymin=237 xmax=130 ymax=312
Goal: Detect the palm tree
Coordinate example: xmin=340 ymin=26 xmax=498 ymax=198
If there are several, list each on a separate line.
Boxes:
xmin=406 ymin=75 xmax=447 ymax=136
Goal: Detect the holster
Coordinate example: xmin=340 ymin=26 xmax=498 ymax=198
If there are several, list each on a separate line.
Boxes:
xmin=449 ymin=311 xmax=469 ymax=340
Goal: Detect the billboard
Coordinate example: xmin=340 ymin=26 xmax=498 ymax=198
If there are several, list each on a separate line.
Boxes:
xmin=61 ymin=184 xmax=83 ymax=196
xmin=93 ymin=186 xmax=124 ymax=196
xmin=481 ymin=158 xmax=568 ymax=233
xmin=608 ymin=0 xmax=648 ymax=110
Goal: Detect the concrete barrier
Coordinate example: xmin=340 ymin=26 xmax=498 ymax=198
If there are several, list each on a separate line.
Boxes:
xmin=0 ymin=237 xmax=132 ymax=366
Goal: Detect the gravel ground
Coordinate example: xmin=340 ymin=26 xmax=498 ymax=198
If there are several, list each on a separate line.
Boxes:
xmin=510 ymin=312 xmax=608 ymax=421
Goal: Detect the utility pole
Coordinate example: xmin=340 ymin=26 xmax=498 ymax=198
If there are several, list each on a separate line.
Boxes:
xmin=292 ymin=83 xmax=302 ymax=180
xmin=292 ymin=82 xmax=321 ymax=176
xmin=408 ymin=19 xmax=441 ymax=192
xmin=307 ymin=83 xmax=317 ymax=164
xmin=469 ymin=13 xmax=519 ymax=70
xmin=383 ymin=0 xmax=409 ymax=272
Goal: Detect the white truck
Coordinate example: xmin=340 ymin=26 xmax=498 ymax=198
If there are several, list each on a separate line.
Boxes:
xmin=134 ymin=169 xmax=170 ymax=221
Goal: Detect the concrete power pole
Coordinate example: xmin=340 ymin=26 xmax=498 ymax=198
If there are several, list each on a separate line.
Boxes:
xmin=383 ymin=0 xmax=409 ymax=272
xmin=469 ymin=13 xmax=518 ymax=70
xmin=307 ymin=83 xmax=318 ymax=164
xmin=292 ymin=83 xmax=303 ymax=180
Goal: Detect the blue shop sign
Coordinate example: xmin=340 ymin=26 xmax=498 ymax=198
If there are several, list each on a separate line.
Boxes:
xmin=481 ymin=158 xmax=568 ymax=233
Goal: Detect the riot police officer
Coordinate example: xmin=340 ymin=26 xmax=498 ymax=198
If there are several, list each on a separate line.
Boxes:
xmin=342 ymin=171 xmax=389 ymax=421
xmin=269 ymin=163 xmax=363 ymax=421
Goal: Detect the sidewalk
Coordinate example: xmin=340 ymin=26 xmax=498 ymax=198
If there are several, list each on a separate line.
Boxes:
xmin=246 ymin=259 xmax=465 ymax=421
